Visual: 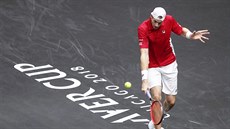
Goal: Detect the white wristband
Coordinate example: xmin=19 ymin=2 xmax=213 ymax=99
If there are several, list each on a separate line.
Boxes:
xmin=186 ymin=31 xmax=192 ymax=39
xmin=141 ymin=70 xmax=148 ymax=80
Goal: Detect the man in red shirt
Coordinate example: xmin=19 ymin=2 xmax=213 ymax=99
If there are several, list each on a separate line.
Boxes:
xmin=138 ymin=7 xmax=209 ymax=129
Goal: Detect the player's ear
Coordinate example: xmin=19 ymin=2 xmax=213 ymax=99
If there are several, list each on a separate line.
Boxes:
xmin=150 ymin=15 xmax=154 ymax=19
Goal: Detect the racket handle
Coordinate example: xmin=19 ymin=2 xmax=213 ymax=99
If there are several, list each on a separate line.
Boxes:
xmin=146 ymin=90 xmax=152 ymax=101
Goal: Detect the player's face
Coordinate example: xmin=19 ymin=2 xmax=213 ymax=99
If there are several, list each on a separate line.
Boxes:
xmin=150 ymin=16 xmax=162 ymax=30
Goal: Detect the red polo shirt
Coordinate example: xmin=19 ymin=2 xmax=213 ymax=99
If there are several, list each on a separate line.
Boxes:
xmin=138 ymin=15 xmax=183 ymax=68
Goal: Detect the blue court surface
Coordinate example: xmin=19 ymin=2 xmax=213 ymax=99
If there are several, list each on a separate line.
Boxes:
xmin=0 ymin=0 xmax=229 ymax=129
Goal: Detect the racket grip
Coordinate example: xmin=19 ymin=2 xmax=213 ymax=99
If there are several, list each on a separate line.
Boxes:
xmin=146 ymin=90 xmax=152 ymax=101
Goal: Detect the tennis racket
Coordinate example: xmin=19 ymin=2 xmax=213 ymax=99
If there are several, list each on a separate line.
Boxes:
xmin=146 ymin=90 xmax=164 ymax=125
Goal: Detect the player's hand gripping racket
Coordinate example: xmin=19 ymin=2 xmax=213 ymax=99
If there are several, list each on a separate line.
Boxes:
xmin=146 ymin=90 xmax=164 ymax=125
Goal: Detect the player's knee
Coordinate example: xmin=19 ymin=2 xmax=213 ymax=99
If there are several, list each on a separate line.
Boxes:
xmin=164 ymin=99 xmax=176 ymax=112
xmin=153 ymin=95 xmax=162 ymax=101
xmin=167 ymin=98 xmax=176 ymax=106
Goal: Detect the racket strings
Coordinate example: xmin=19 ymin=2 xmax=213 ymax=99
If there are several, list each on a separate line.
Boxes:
xmin=150 ymin=101 xmax=163 ymax=124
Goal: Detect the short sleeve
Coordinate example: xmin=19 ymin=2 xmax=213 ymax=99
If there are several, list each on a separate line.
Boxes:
xmin=171 ymin=17 xmax=183 ymax=35
xmin=138 ymin=27 xmax=149 ymax=48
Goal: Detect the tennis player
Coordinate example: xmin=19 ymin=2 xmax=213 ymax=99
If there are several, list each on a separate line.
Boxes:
xmin=138 ymin=7 xmax=209 ymax=129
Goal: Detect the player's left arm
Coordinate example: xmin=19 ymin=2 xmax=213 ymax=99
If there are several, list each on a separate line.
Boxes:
xmin=181 ymin=27 xmax=210 ymax=43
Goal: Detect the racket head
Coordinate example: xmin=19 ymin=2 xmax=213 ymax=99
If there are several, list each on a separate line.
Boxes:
xmin=150 ymin=100 xmax=163 ymax=125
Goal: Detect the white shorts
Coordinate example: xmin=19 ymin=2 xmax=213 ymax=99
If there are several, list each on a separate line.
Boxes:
xmin=148 ymin=61 xmax=178 ymax=95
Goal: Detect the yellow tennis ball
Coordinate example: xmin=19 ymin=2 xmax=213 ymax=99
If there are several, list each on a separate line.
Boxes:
xmin=124 ymin=82 xmax=132 ymax=89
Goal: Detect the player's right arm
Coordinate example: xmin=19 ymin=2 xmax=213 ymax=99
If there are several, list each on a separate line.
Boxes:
xmin=140 ymin=48 xmax=149 ymax=93
xmin=138 ymin=25 xmax=149 ymax=93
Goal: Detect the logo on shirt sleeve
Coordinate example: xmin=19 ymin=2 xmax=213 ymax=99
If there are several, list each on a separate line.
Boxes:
xmin=139 ymin=39 xmax=143 ymax=46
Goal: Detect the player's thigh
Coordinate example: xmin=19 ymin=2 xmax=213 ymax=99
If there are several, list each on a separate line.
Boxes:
xmin=148 ymin=68 xmax=161 ymax=88
xmin=150 ymin=86 xmax=162 ymax=100
xmin=148 ymin=68 xmax=162 ymax=100
xmin=161 ymin=61 xmax=178 ymax=95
